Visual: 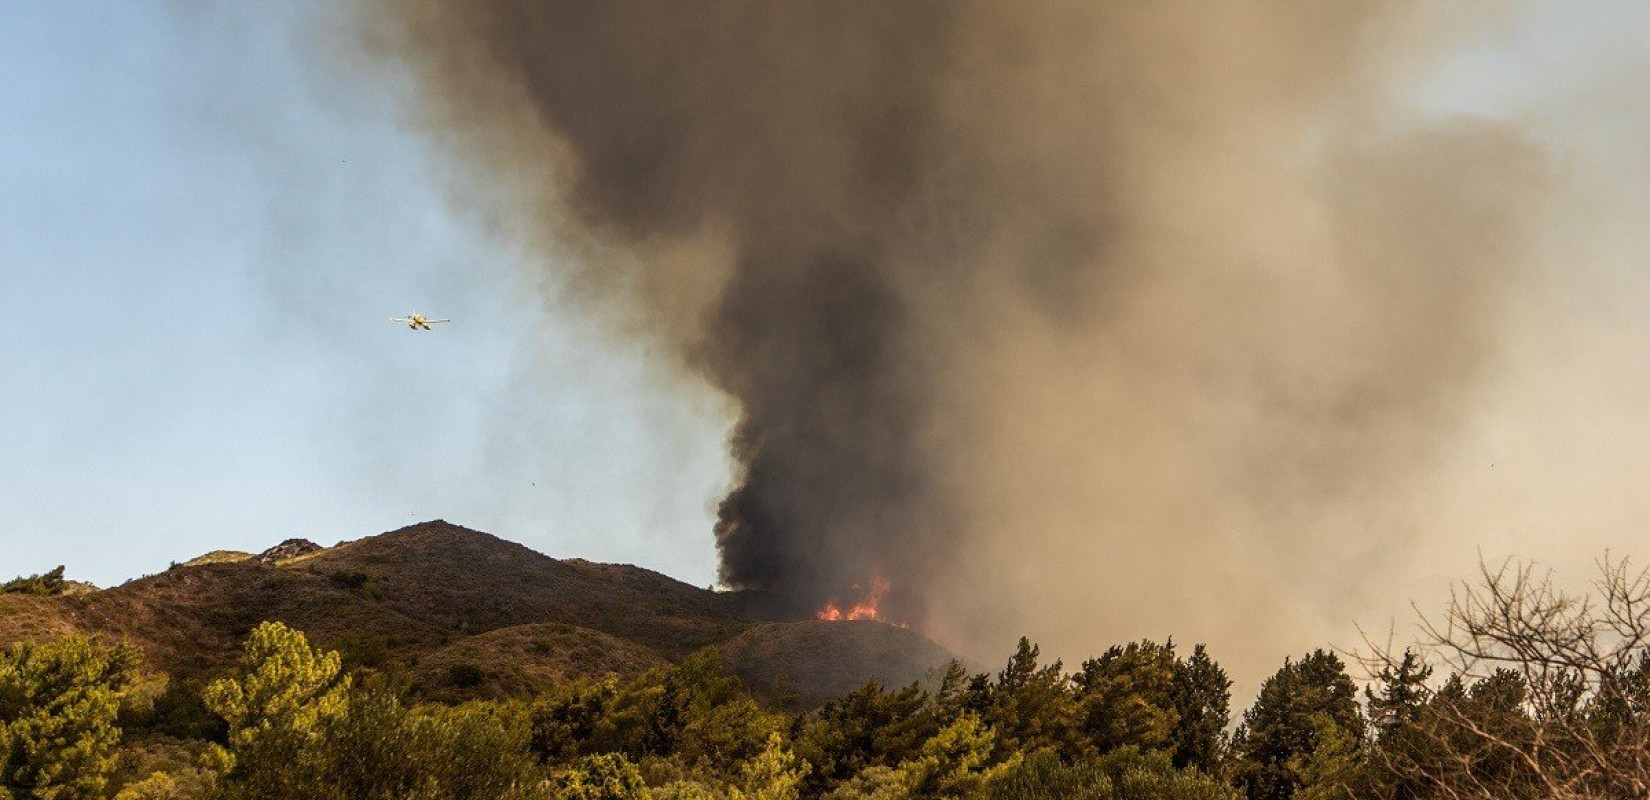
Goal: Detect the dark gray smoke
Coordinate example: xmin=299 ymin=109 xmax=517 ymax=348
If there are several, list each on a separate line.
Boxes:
xmin=352 ymin=1 xmax=1555 ymax=665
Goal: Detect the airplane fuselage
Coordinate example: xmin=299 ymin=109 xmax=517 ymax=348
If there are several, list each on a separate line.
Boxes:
xmin=391 ymin=313 xmax=446 ymax=331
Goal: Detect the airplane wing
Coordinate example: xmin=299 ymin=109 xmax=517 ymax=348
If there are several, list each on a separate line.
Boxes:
xmin=427 ymin=319 xmax=451 ymax=324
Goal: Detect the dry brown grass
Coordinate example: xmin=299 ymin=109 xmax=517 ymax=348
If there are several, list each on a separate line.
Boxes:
xmin=0 ymin=521 xmax=959 ymax=703
xmin=409 ymin=622 xmax=671 ymax=702
xmin=719 ymin=620 xmax=958 ymax=702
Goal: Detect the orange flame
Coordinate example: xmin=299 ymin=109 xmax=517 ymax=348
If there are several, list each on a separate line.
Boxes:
xmin=816 ymin=575 xmax=891 ymax=622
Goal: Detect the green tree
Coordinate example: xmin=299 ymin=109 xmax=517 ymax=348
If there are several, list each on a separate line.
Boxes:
xmin=896 ymin=713 xmax=1016 ymax=799
xmin=202 ymin=622 xmax=351 ymax=799
xmin=1231 ymin=650 xmax=1363 ymax=800
xmin=1287 ymin=715 xmax=1363 ymax=800
xmin=822 ymin=765 xmax=907 ymax=800
xmin=317 ymin=682 xmax=539 ymax=800
xmin=933 ymin=662 xmax=972 ymax=721
xmin=613 ymin=650 xmax=783 ymax=776
xmin=1170 ymin=644 xmax=1231 ymax=776
xmin=0 ymin=637 xmax=140 ymax=800
xmin=728 ymin=733 xmax=808 ymax=800
xmin=1075 ymin=640 xmax=1179 ymax=755
xmin=1355 ymin=649 xmax=1433 ymax=800
xmin=0 ymin=567 xmax=66 ymax=596
xmin=534 ymin=650 xmax=784 ymax=781
xmin=554 ymin=753 xmax=645 ymax=800
xmin=971 ymin=751 xmax=1110 ymax=800
xmin=795 ymin=679 xmax=936 ymax=792
xmin=1093 ymin=746 xmax=1242 ymax=800
xmin=528 ymin=676 xmax=620 ymax=765
xmin=974 ymin=747 xmax=1239 ymax=800
xmin=983 ymin=638 xmax=1081 ymax=756
xmin=1368 ymin=669 xmax=1536 ymax=798
xmin=1365 ymin=650 xmax=1431 ymax=746
xmin=1588 ymin=649 xmax=1650 ymax=749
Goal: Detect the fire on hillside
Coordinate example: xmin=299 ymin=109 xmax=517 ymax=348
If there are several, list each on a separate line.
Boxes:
xmin=815 ymin=575 xmax=903 ymax=627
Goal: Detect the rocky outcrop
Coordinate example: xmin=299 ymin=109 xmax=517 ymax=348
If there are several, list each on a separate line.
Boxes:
xmin=255 ymin=538 xmax=323 ymax=564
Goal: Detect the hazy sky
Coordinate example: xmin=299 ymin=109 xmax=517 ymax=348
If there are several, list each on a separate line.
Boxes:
xmin=2 ymin=0 xmax=1646 ymax=662
xmin=2 ymin=2 xmax=732 ymax=587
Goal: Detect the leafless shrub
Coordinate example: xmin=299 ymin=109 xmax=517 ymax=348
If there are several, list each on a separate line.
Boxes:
xmin=1362 ymin=556 xmax=1650 ymax=799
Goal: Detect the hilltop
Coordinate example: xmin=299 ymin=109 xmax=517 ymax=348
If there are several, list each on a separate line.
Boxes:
xmin=0 ymin=520 xmax=956 ymax=703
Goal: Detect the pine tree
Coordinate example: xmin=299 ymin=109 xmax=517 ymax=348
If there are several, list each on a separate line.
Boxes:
xmin=1170 ymin=643 xmax=1232 ymax=776
xmin=202 ymin=622 xmax=351 ymax=799
xmin=894 ymin=713 xmax=1017 ymax=798
xmin=1232 ymin=650 xmax=1363 ymax=800
xmin=0 ymin=566 xmax=66 ymax=596
xmin=984 ymin=638 xmax=1082 ymax=756
xmin=555 ymin=753 xmax=647 ymax=800
xmin=1074 ymin=639 xmax=1179 ymax=755
xmin=1365 ymin=649 xmax=1431 ymax=745
xmin=728 ymin=733 xmax=808 ymax=800
xmin=794 ymin=678 xmax=935 ymax=792
xmin=0 ymin=636 xmax=140 ymax=800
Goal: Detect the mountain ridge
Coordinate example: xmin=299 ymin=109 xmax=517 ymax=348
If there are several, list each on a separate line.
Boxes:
xmin=0 ymin=520 xmax=956 ymax=703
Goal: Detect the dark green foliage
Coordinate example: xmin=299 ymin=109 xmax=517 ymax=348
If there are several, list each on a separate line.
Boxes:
xmin=974 ymin=751 xmax=1111 ymax=800
xmin=1075 ymin=640 xmax=1179 ymax=756
xmin=1170 ymin=644 xmax=1232 ymax=775
xmin=137 ymin=678 xmax=227 ymax=741
xmin=1588 ymin=650 xmax=1650 ymax=744
xmin=333 ymin=635 xmax=392 ymax=672
xmin=327 ymin=571 xmax=370 ymax=592
xmin=528 ymin=650 xmax=785 ymax=781
xmin=794 ymin=678 xmax=938 ymax=792
xmin=1231 ymin=650 xmax=1362 ymax=800
xmin=1091 ymin=747 xmax=1243 ymax=800
xmin=0 ymin=567 xmax=66 ymax=597
xmin=529 ymin=677 xmax=621 ymax=764
xmin=1353 ymin=649 xmax=1433 ymax=800
xmin=1365 ymin=649 xmax=1431 ymax=745
xmin=447 ymin=663 xmax=484 ymax=688
xmin=975 ymin=748 xmax=1239 ymax=800
xmin=933 ymin=661 xmax=972 ymax=721
xmin=315 ymin=683 xmax=540 ymax=800
xmin=1364 ymin=668 xmax=1538 ymax=799
xmin=981 ymin=638 xmax=1083 ymax=756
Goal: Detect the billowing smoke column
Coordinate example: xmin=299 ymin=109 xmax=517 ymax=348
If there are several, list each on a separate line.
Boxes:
xmin=360 ymin=1 xmax=1551 ymax=659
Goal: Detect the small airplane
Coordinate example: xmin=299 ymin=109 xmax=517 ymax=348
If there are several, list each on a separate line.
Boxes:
xmin=390 ymin=313 xmax=450 ymax=330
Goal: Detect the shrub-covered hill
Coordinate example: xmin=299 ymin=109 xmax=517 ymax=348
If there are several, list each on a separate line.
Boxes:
xmin=0 ymin=520 xmax=957 ymax=701
xmin=721 ymin=620 xmax=959 ymax=703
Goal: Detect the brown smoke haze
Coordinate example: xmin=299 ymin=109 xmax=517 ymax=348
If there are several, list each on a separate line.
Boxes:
xmin=342 ymin=1 xmax=1647 ymax=684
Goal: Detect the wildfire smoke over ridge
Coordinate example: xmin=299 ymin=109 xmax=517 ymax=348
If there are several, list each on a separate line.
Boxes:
xmin=348 ymin=0 xmax=1614 ymax=678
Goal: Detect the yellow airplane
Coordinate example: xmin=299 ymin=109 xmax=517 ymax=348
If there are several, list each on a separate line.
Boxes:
xmin=390 ymin=313 xmax=450 ymax=330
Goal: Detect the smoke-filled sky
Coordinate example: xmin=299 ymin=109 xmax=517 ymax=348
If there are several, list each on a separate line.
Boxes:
xmin=3 ymin=1 xmax=1647 ymax=687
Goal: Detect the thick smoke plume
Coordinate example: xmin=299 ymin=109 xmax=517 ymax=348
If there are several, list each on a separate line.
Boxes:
xmin=355 ymin=2 xmax=1560 ymax=672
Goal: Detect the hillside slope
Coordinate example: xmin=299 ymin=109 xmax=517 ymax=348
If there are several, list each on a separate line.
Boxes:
xmin=721 ymin=620 xmax=959 ymax=702
xmin=0 ymin=521 xmax=959 ymax=702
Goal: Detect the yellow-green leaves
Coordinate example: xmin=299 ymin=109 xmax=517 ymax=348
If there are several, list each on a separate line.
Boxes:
xmin=0 ymin=636 xmax=140 ymax=800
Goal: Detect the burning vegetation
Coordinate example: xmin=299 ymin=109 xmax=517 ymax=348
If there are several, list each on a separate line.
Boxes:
xmin=364 ymin=0 xmax=1556 ymax=666
xmin=815 ymin=576 xmax=892 ymax=623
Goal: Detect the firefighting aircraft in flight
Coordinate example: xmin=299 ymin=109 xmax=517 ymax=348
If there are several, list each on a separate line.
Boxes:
xmin=389 ymin=313 xmax=450 ymax=330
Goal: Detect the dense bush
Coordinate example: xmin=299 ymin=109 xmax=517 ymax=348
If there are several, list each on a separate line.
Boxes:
xmin=0 ymin=636 xmax=140 ymax=799
xmin=0 ymin=566 xmax=67 ymax=596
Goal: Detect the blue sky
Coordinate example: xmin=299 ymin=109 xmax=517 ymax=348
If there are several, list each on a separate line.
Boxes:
xmin=2 ymin=2 xmax=1645 ymax=592
xmin=1 ymin=3 xmax=732 ymax=587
